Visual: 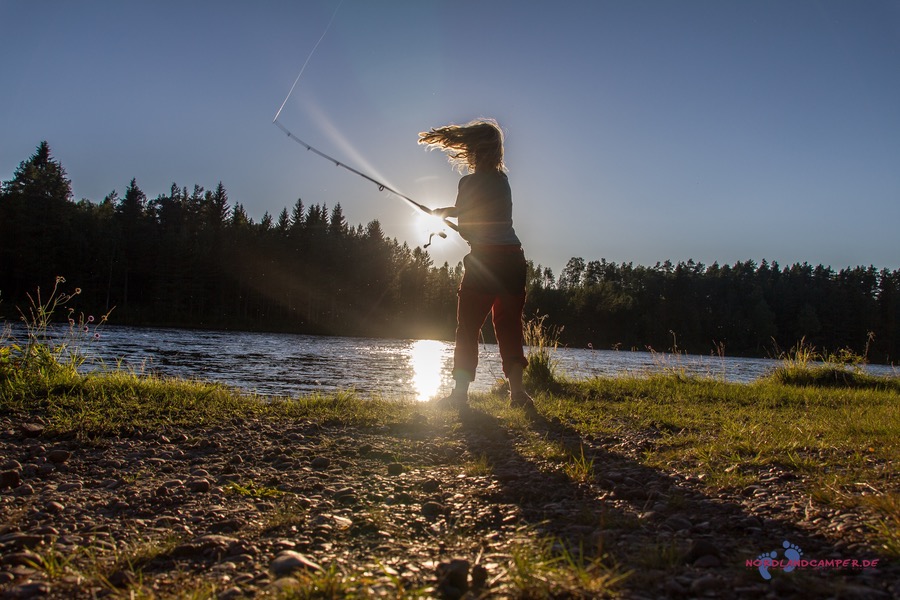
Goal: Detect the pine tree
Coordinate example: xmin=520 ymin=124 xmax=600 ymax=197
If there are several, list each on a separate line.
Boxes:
xmin=0 ymin=141 xmax=75 ymax=295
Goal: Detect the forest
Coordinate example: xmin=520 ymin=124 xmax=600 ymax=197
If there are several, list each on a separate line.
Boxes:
xmin=2 ymin=142 xmax=898 ymax=364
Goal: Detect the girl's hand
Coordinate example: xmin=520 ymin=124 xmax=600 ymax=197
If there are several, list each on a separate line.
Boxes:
xmin=431 ymin=206 xmax=457 ymax=218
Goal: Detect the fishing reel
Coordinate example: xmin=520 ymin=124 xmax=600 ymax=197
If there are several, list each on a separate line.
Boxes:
xmin=424 ymin=230 xmax=448 ymax=248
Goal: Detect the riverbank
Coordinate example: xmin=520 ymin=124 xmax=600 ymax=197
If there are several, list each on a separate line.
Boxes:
xmin=1 ymin=372 xmax=898 ymax=598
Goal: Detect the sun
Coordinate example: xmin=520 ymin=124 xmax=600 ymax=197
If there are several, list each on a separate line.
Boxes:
xmin=415 ymin=210 xmax=449 ymax=236
xmin=412 ymin=210 xmax=451 ymax=248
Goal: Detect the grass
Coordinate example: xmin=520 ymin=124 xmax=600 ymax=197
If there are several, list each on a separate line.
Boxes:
xmin=225 ymin=479 xmax=286 ymax=499
xmin=523 ymin=312 xmax=563 ymax=392
xmin=770 ymin=336 xmax=900 ymax=392
xmin=0 ymin=367 xmax=419 ymax=439
xmin=1 ymin=276 xmax=112 ymax=383
xmin=564 ymin=444 xmax=596 ymax=484
xmin=540 ymin=373 xmax=900 ymax=558
xmin=20 ymin=532 xmax=186 ymax=597
xmin=463 ymin=452 xmax=493 ymax=477
xmin=507 ymin=536 xmax=627 ymax=598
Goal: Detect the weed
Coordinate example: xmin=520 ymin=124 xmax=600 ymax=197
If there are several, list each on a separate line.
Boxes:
xmin=1 ymin=277 xmax=111 ymax=385
xmin=768 ymin=336 xmax=899 ymax=391
xmin=281 ymin=563 xmax=347 ymax=598
xmin=631 ymin=540 xmax=683 ymax=572
xmin=23 ymin=544 xmax=79 ymax=579
xmin=564 ymin=444 xmax=595 ymax=483
xmin=263 ymin=498 xmax=309 ymax=533
xmin=464 ymin=453 xmax=493 ymax=477
xmin=225 ymin=479 xmax=286 ymax=498
xmin=523 ymin=313 xmax=563 ymax=391
xmin=508 ymin=537 xmax=627 ymax=598
xmin=863 ymin=492 xmax=900 ymax=559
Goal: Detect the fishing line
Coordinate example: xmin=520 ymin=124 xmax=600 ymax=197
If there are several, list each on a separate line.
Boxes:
xmin=273 ymin=0 xmax=343 ymax=123
xmin=272 ymin=1 xmax=456 ymax=246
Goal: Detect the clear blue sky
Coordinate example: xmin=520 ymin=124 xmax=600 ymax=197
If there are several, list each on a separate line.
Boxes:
xmin=3 ymin=1 xmax=899 ymax=275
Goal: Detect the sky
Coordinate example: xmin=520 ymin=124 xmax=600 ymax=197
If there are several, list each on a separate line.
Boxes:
xmin=2 ymin=0 xmax=899 ymax=275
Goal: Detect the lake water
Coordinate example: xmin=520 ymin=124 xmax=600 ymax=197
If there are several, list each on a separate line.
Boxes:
xmin=6 ymin=325 xmax=897 ymax=402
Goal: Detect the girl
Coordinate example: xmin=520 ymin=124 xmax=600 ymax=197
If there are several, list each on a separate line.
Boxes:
xmin=419 ymin=119 xmax=534 ymax=410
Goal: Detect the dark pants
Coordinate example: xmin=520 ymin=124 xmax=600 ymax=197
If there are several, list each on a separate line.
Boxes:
xmin=453 ymin=247 xmax=528 ymax=382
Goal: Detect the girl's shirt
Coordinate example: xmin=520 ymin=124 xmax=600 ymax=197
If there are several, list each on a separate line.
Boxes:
xmin=455 ymin=171 xmax=521 ymax=247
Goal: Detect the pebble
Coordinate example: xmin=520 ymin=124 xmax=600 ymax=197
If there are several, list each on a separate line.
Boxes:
xmin=663 ymin=515 xmax=692 ymax=531
xmin=12 ymin=484 xmax=34 ymax=497
xmin=689 ymin=573 xmax=720 ymax=594
xmin=47 ymin=449 xmax=71 ymax=464
xmin=187 ymin=478 xmax=211 ymax=493
xmin=218 ymin=586 xmax=244 ymax=600
xmin=310 ymin=457 xmax=330 ymax=470
xmin=422 ymin=501 xmax=446 ymax=518
xmin=0 ymin=470 xmax=21 ymax=489
xmin=19 ymin=423 xmax=44 ymax=437
xmin=270 ymin=551 xmax=323 ymax=577
xmin=436 ymin=558 xmax=470 ymax=598
xmin=6 ymin=581 xmax=51 ymax=598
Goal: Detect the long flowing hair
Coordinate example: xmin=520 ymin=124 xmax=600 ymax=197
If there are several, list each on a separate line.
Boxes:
xmin=418 ymin=118 xmax=505 ymax=173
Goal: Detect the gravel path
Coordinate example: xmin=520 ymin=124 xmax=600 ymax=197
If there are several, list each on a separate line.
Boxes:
xmin=1 ymin=405 xmax=896 ymax=599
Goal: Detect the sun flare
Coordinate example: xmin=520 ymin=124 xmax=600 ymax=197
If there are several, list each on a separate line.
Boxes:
xmin=414 ymin=210 xmax=450 ymax=241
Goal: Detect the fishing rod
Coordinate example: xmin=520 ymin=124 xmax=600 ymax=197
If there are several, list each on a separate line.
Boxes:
xmin=272 ymin=119 xmax=456 ymax=248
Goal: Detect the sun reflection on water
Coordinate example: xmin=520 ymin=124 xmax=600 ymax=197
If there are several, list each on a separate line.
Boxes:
xmin=408 ymin=339 xmax=447 ymax=402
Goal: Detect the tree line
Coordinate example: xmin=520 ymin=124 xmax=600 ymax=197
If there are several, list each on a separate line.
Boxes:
xmin=1 ymin=142 xmax=898 ymax=363
xmin=531 ymin=257 xmax=898 ymax=363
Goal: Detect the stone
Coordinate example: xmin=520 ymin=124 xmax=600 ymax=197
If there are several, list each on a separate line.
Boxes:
xmin=693 ymin=554 xmax=721 ymax=568
xmin=1 ymin=551 xmax=42 ymax=567
xmin=47 ymin=449 xmax=72 ymax=464
xmin=436 ymin=558 xmax=469 ymax=597
xmin=422 ymin=501 xmax=446 ymax=518
xmin=270 ymin=551 xmax=323 ymax=577
xmin=6 ymin=581 xmax=51 ymax=598
xmin=20 ymin=423 xmax=44 ymax=438
xmin=0 ymin=533 xmax=44 ymax=551
xmin=685 ymin=539 xmax=721 ymax=562
xmin=0 ymin=459 xmax=22 ymax=471
xmin=663 ymin=515 xmax=692 ymax=531
xmin=108 ymin=569 xmax=136 ymax=588
xmin=471 ymin=564 xmax=488 ymax=589
xmin=0 ymin=470 xmax=21 ymax=489
xmin=311 ymin=457 xmax=330 ymax=470
xmin=387 ymin=462 xmax=404 ymax=476
xmin=218 ymin=586 xmax=244 ymax=600
xmin=187 ymin=478 xmax=211 ymax=493
xmin=12 ymin=484 xmax=34 ymax=497
xmin=689 ymin=574 xmax=720 ymax=594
